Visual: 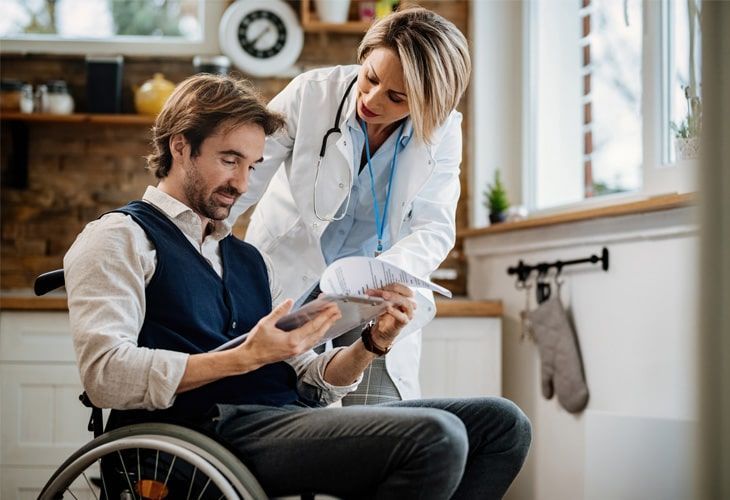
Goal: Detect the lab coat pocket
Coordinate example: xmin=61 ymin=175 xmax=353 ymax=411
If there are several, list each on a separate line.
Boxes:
xmin=394 ymin=203 xmax=414 ymax=240
xmin=403 ymin=205 xmax=414 ymax=223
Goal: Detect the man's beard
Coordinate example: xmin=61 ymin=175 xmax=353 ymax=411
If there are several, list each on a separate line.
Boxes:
xmin=182 ymin=159 xmax=240 ymax=221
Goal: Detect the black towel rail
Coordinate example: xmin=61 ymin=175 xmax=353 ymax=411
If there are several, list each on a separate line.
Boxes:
xmin=507 ymin=247 xmax=609 ymax=284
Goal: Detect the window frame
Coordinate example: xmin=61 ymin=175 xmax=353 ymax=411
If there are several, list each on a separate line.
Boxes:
xmin=0 ymin=1 xmax=225 ymax=56
xmin=470 ymin=0 xmax=698 ymax=222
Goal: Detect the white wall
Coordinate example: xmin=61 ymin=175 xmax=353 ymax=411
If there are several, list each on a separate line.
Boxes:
xmin=470 ymin=0 xmax=524 ymax=227
xmin=464 ymin=207 xmax=700 ymax=500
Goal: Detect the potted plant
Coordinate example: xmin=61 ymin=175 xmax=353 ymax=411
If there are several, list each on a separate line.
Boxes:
xmin=671 ymin=85 xmax=702 ymax=161
xmin=484 ymin=170 xmax=510 ymax=224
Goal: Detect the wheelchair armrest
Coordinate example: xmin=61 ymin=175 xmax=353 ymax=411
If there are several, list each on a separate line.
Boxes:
xmin=34 ymin=269 xmax=65 ymax=296
xmin=79 ymin=392 xmax=104 ymax=437
xmin=79 ymin=392 xmax=96 ymax=408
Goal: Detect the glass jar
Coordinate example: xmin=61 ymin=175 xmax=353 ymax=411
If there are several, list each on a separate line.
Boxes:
xmin=20 ymin=83 xmax=34 ymax=113
xmin=0 ymin=79 xmax=24 ymax=112
xmin=46 ymin=80 xmax=74 ymax=114
xmin=193 ymin=55 xmax=230 ymax=75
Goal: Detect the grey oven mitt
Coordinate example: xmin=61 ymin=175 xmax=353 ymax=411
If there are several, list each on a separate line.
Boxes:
xmin=525 ymin=295 xmax=589 ymax=413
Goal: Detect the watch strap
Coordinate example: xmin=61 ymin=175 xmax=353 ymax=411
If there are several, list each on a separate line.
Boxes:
xmin=361 ymin=323 xmax=391 ymax=356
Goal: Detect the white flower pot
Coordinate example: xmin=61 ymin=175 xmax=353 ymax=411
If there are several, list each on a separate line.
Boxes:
xmin=675 ymin=137 xmax=700 ymax=160
xmin=315 ymin=0 xmax=351 ymax=23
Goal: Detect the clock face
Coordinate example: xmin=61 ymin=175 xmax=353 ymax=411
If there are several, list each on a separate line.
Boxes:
xmin=219 ymin=0 xmax=303 ymax=77
xmin=238 ymin=10 xmax=287 ymax=59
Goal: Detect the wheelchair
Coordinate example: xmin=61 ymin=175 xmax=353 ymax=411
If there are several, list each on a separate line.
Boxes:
xmin=34 ymin=269 xmax=312 ymax=500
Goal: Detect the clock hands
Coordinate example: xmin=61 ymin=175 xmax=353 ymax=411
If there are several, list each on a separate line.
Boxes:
xmin=244 ymin=24 xmax=273 ymax=51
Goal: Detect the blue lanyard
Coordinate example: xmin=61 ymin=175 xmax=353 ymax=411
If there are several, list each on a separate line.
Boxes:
xmin=360 ymin=119 xmax=406 ymax=256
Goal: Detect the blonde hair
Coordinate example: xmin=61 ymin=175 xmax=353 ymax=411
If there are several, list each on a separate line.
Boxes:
xmin=357 ymin=6 xmax=471 ymax=144
xmin=147 ymin=74 xmax=285 ymax=178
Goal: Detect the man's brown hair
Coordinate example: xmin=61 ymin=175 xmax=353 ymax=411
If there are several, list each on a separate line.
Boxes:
xmin=147 ymin=74 xmax=286 ymax=178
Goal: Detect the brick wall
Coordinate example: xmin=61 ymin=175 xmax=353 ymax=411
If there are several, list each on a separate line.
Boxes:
xmin=0 ymin=1 xmax=470 ymax=292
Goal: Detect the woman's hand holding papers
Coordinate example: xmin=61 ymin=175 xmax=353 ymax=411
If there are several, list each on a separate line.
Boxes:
xmin=322 ymin=284 xmax=416 ymax=386
xmin=366 ymin=283 xmax=417 ymax=351
xmin=237 ymin=299 xmax=341 ymax=371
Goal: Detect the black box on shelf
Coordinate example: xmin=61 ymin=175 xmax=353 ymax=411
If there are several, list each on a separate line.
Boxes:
xmin=85 ymin=55 xmax=123 ymax=113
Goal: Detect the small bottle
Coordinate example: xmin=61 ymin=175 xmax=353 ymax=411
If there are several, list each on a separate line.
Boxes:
xmin=34 ymin=84 xmax=49 ymax=113
xmin=46 ymin=80 xmax=74 ymax=114
xmin=20 ymin=83 xmax=34 ymax=113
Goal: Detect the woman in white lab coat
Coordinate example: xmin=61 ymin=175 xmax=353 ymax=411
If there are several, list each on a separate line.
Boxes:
xmin=228 ymin=7 xmax=471 ymax=404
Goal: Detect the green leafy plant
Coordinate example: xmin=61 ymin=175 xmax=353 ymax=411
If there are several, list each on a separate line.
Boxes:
xmin=483 ymin=170 xmax=510 ymax=218
xmin=671 ymin=85 xmax=702 ymax=139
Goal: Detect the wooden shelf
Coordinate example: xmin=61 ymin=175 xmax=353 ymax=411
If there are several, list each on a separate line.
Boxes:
xmin=300 ymin=0 xmax=372 ymax=33
xmin=0 ymin=112 xmax=155 ymax=125
xmin=458 ymin=192 xmax=697 ymax=239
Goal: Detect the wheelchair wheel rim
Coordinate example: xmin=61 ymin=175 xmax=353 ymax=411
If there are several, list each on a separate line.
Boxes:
xmin=41 ymin=435 xmax=246 ymax=500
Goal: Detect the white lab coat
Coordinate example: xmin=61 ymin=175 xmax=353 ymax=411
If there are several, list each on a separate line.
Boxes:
xmin=228 ymin=65 xmax=462 ymax=400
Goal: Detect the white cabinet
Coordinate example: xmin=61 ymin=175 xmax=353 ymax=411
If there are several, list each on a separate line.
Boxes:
xmin=420 ymin=317 xmax=502 ymax=398
xmin=0 ymin=311 xmax=92 ymax=499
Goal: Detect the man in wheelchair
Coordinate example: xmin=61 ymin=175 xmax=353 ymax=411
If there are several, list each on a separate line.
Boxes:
xmin=63 ymin=74 xmax=531 ymax=499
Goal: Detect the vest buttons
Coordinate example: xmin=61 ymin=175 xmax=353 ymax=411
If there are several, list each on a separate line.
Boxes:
xmin=231 ymin=321 xmax=237 ymax=329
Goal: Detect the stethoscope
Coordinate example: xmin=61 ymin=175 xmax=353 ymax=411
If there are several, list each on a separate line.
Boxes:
xmin=313 ymin=76 xmax=358 ymax=222
xmin=313 ymin=76 xmax=406 ymax=256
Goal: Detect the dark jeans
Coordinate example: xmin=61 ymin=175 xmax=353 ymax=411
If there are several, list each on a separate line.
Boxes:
xmin=201 ymin=397 xmax=532 ymax=499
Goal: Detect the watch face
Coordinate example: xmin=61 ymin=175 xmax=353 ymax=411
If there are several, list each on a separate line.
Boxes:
xmin=238 ymin=10 xmax=287 ymax=59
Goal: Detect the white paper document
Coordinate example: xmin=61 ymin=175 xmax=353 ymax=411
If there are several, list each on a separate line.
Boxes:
xmin=319 ymin=256 xmax=453 ymax=298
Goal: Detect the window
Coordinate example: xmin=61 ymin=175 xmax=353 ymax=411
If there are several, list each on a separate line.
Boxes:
xmin=0 ymin=0 xmax=224 ymax=56
xmin=666 ymin=0 xmax=702 ymax=163
xmin=524 ymin=0 xmax=701 ymax=212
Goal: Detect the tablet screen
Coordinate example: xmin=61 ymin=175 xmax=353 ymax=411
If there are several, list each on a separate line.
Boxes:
xmin=210 ymin=294 xmax=389 ymax=352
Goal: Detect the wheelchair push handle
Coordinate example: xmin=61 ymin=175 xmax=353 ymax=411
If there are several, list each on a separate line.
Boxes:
xmin=34 ymin=269 xmax=65 ymax=296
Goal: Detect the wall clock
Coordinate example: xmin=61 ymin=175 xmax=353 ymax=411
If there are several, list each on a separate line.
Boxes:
xmin=219 ymin=0 xmax=304 ymax=77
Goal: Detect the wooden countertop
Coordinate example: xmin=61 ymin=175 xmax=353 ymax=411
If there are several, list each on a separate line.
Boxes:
xmin=0 ymin=294 xmax=502 ymax=318
xmin=435 ymin=299 xmax=502 ymax=317
xmin=0 ymin=294 xmax=68 ymax=311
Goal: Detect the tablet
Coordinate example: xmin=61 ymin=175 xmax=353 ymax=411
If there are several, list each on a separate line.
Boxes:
xmin=210 ymin=294 xmax=390 ymax=352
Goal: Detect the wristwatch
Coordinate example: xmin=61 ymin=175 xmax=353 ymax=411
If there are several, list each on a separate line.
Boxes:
xmin=361 ymin=322 xmax=391 ymax=356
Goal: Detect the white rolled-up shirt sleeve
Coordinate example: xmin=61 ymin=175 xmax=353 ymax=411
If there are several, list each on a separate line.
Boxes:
xmin=64 ymin=214 xmax=188 ymax=410
xmin=287 ymin=348 xmax=362 ymax=406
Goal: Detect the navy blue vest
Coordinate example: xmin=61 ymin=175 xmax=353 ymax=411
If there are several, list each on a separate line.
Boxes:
xmin=110 ymin=201 xmax=298 ymax=422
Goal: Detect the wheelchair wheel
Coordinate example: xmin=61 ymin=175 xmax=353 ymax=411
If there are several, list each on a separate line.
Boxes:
xmin=39 ymin=423 xmax=267 ymax=500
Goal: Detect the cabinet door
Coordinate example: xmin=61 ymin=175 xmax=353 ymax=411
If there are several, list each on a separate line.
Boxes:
xmin=0 ymin=312 xmax=75 ymax=363
xmin=419 ymin=317 xmax=502 ymax=398
xmin=0 ymin=311 xmax=94 ymax=498
xmin=1 ymin=465 xmax=97 ymax=500
xmin=1 ymin=364 xmax=92 ymax=467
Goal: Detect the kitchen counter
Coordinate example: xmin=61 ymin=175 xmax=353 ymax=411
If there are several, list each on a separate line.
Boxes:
xmin=0 ymin=291 xmax=502 ymax=317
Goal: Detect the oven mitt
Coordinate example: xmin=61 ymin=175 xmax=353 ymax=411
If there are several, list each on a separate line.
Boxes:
xmin=525 ymin=295 xmax=589 ymax=413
